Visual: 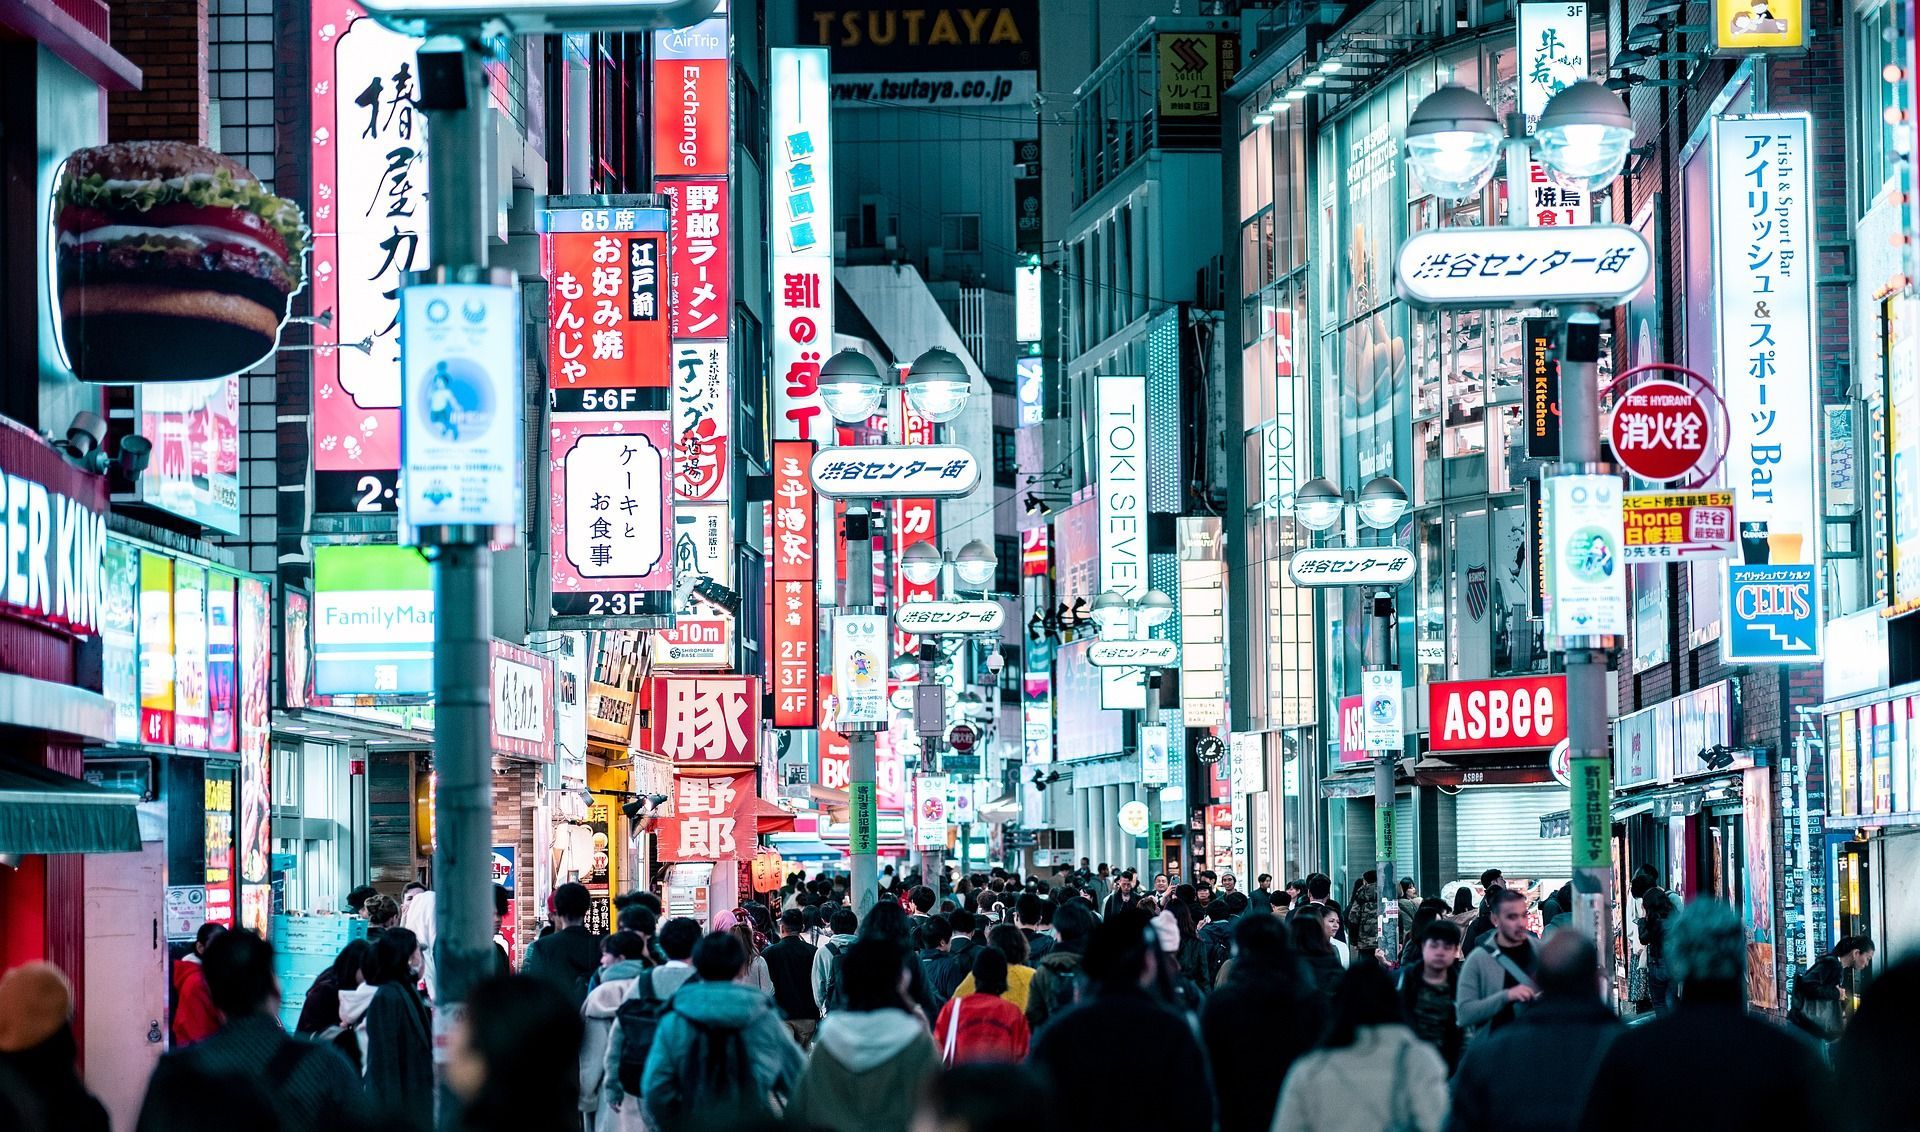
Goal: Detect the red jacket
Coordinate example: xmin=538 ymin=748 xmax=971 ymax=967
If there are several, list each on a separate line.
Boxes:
xmin=171 ymin=956 xmax=222 ymax=1047
xmin=934 ymin=991 xmax=1030 ymax=1064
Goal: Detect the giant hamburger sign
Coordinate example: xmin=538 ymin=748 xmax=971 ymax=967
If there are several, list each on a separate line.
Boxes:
xmin=54 ymin=142 xmax=309 ymax=383
xmin=1427 ymin=675 xmax=1568 ymax=753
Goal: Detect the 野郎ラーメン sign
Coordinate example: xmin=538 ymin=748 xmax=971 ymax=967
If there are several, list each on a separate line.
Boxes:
xmin=1428 ymin=674 xmax=1569 ymax=753
xmin=650 ymin=675 xmax=760 ymax=769
xmin=549 ymin=415 xmax=673 ymax=619
xmin=1544 ymin=473 xmax=1627 ymax=638
xmin=1287 ymin=546 xmax=1417 ymax=587
xmin=660 ymin=769 xmax=754 ymax=861
xmin=1516 ymin=2 xmax=1588 ymax=118
xmin=1712 ymin=114 xmax=1822 ymax=663
xmin=489 ymin=639 xmax=554 ymax=762
xmin=809 ymin=445 xmax=981 ymax=498
xmin=539 ymin=203 xmax=670 ymax=397
xmin=660 ymin=179 xmax=730 ymax=340
xmin=893 ymin=600 xmax=1005 ymax=634
xmin=771 ymin=48 xmax=834 ymax=440
xmin=310 ymin=0 xmax=425 ymax=514
xmin=311 ymin=545 xmax=434 ymax=698
xmin=399 ymin=282 xmax=522 ymax=531
xmin=1395 ymin=225 xmax=1652 ymax=309
xmin=1622 ymin=490 xmax=1736 ymax=561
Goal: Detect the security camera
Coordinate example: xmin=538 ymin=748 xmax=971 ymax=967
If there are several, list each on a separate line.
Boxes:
xmin=66 ymin=411 xmax=106 ymax=456
xmin=117 ymin=435 xmax=153 ymax=478
xmin=985 ymin=652 xmax=1005 ymax=675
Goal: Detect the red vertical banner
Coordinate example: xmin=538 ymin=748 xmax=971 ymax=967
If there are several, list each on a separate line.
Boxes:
xmin=659 ymin=179 xmax=730 ymax=339
xmin=891 ymin=396 xmax=938 ymax=657
xmin=541 ymin=221 xmax=670 ymax=392
xmin=652 ymin=56 xmax=730 ymax=178
xmin=659 ymin=769 xmax=755 ymax=861
xmin=771 ymin=440 xmax=817 ymax=727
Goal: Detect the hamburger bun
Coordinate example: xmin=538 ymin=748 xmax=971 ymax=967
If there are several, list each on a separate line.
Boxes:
xmin=64 ymin=140 xmax=257 ymax=187
xmin=60 ymin=283 xmax=281 ymax=384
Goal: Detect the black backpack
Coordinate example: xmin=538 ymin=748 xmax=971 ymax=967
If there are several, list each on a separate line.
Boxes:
xmin=822 ymin=941 xmax=849 ymax=1013
xmin=659 ymin=1012 xmax=770 ymax=1132
xmin=615 ymin=971 xmax=669 ymax=1095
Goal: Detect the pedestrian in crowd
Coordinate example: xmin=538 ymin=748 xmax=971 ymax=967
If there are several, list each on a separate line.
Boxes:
xmin=1029 ymin=909 xmax=1213 ymax=1132
xmin=909 ymin=1063 xmax=1054 ymax=1132
xmin=640 ymin=932 xmax=805 ymax=1132
xmin=1200 ymin=892 xmax=1247 ymax=973
xmin=522 ymin=881 xmax=599 ymax=1009
xmin=1015 ymin=893 xmax=1056 ymax=962
xmin=1162 ymin=898 xmax=1212 ymax=990
xmin=1350 ymin=870 xmax=1381 ymax=958
xmin=1832 ymin=954 xmax=1920 ymax=1131
xmin=732 ymin=919 xmax=776 ymax=996
xmin=861 ymin=899 xmax=940 ymax=1020
xmin=788 ymin=938 xmax=938 ymax=1132
xmin=1398 ymin=919 xmax=1466 ymax=1072
xmin=447 ymin=975 xmax=583 ymax=1132
xmin=1101 ymin=869 xmax=1143 ymax=918
xmin=1463 ymin=870 xmax=1504 ymax=948
xmin=0 ymin=962 xmax=109 ymax=1132
xmin=399 ymin=882 xmax=437 ymax=999
xmin=170 ymin=922 xmax=226 ymax=1047
xmin=1791 ymin=934 xmax=1874 ymax=1042
xmin=1319 ymin=904 xmax=1352 ymax=967
xmin=579 ymin=931 xmax=651 ymax=1132
xmin=933 ymin=946 xmax=1030 ymax=1065
xmin=1284 ymin=878 xmax=1307 ymax=907
xmin=1637 ymin=885 xmax=1678 ymax=1011
xmin=1448 ymin=886 xmax=1477 ymax=925
xmin=1400 ymin=899 xmax=1452 ymax=968
xmin=954 ymin=924 xmax=1036 ymax=1010
xmin=1273 ymin=959 xmax=1450 ymax=1132
xmin=346 ymin=885 xmax=377 ymax=916
xmin=602 ymin=916 xmax=701 ymax=1123
xmin=351 ymin=927 xmax=433 ymax=1131
xmin=1087 ymin=862 xmax=1113 ymax=906
xmin=1026 ymin=898 xmax=1095 ymax=1029
xmin=764 ymin=908 xmax=821 ymax=1047
xmin=924 ymin=909 xmax=982 ymax=1004
xmin=1576 ymin=901 xmax=1832 ymax=1132
xmin=1449 ymin=932 xmax=1620 ymax=1132
xmin=493 ymin=884 xmax=515 ymax=976
xmin=296 ymin=937 xmax=370 ymax=1038
xmin=1305 ymin=873 xmax=1344 ymax=938
xmin=1398 ymin=878 xmax=1422 ymax=938
xmin=137 ymin=929 xmax=367 ymax=1132
xmin=1202 ymin=913 xmax=1326 ymax=1132
xmin=363 ymin=893 xmax=401 ymax=937
xmin=1455 ymin=886 xmax=1538 ymax=1044
xmin=1289 ymin=904 xmax=1346 ymax=1001
xmin=812 ymin=906 xmax=863 ymax=1015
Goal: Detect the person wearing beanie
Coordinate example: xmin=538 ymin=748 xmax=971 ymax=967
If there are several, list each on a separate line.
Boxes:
xmin=0 ymin=961 xmax=109 ymax=1132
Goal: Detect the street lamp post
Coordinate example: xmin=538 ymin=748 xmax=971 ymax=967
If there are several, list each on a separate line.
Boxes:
xmin=818 ymin=347 xmax=975 ymax=915
xmin=1403 ymin=80 xmax=1637 ymax=987
xmin=1295 ymin=474 xmax=1410 ymax=964
xmin=1091 ymin=587 xmax=1174 ymax=878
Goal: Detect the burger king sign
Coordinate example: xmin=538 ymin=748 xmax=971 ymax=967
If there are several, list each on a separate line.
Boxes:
xmin=1427 ymin=675 xmax=1568 ymax=753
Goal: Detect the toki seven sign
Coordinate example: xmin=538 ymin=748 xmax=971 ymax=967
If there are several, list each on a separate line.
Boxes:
xmin=894 ymin=600 xmax=1005 ymax=634
xmin=810 ymin=445 xmax=981 ymax=498
xmin=1395 ymin=225 xmax=1653 ymax=310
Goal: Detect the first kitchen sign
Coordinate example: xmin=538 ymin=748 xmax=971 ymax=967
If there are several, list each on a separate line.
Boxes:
xmin=1428 ymin=675 xmax=1568 ymax=753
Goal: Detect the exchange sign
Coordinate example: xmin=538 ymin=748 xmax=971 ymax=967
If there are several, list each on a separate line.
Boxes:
xmin=1086 ymin=639 xmax=1180 ymax=669
xmin=1621 ymin=490 xmax=1736 ymax=561
xmin=1609 ymin=380 xmax=1712 ymax=483
xmin=1287 ymin=546 xmax=1417 ymax=587
xmin=1395 ymin=225 xmax=1652 ymax=310
xmin=893 ymin=600 xmax=1005 ymax=634
xmin=810 ymin=445 xmax=981 ymax=498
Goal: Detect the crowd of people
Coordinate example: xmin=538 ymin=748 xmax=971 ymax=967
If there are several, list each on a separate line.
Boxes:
xmin=0 ymin=859 xmax=1909 ymax=1132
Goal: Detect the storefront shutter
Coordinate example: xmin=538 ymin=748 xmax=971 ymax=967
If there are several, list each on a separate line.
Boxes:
xmin=1343 ymin=796 xmax=1414 ymax=888
xmin=1455 ymin=785 xmax=1573 ymax=883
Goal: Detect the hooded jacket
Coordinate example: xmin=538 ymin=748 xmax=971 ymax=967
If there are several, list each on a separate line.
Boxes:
xmin=580 ymin=959 xmax=648 ymax=1130
xmin=1273 ymin=1024 xmax=1449 ymax=1132
xmin=810 ymin=933 xmax=860 ymax=1013
xmin=358 ymin=980 xmax=433 ymax=1132
xmin=336 ymin=982 xmax=377 ymax=1066
xmin=1447 ymin=995 xmax=1620 ymax=1132
xmin=787 ymin=1008 xmax=940 ymax=1132
xmin=639 ymin=979 xmax=805 ymax=1132
xmin=603 ymin=962 xmax=698 ymax=1111
xmin=170 ymin=955 xmax=221 ymax=1047
xmin=922 ymin=936 xmax=981 ymax=1002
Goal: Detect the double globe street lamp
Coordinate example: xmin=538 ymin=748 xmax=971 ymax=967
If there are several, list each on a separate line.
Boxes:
xmin=1088 ymin=587 xmax=1175 ymax=877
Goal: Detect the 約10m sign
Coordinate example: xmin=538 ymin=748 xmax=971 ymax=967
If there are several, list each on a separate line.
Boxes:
xmin=1427 ymin=675 xmax=1568 ymax=753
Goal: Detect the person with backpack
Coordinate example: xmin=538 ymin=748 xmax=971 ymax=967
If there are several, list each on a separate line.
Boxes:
xmin=788 ymin=938 xmax=941 ymax=1132
xmin=1791 ymin=934 xmax=1874 ymax=1042
xmin=764 ymin=908 xmax=821 ymax=1047
xmin=1202 ymin=914 xmax=1326 ymax=1132
xmin=923 ymin=908 xmax=982 ymax=1003
xmin=933 ymin=947 xmax=1031 ymax=1065
xmin=811 ymin=906 xmax=862 ymax=1015
xmin=579 ymin=931 xmax=651 ymax=1132
xmin=603 ymin=916 xmax=701 ymax=1123
xmin=639 ymin=932 xmax=804 ymax=1132
xmin=1455 ymin=886 xmax=1539 ymax=1045
xmin=1026 ymin=898 xmax=1095 ymax=1030
xmin=523 ymin=882 xmax=600 ymax=1009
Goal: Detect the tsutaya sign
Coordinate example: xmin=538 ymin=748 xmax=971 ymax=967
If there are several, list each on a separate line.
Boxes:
xmin=893 ymin=600 xmax=1005 ymax=633
xmin=1395 ymin=225 xmax=1653 ymax=310
xmin=1087 ymin=639 xmax=1180 ymax=668
xmin=1287 ymin=546 xmax=1417 ymax=587
xmin=810 ymin=445 xmax=981 ymax=498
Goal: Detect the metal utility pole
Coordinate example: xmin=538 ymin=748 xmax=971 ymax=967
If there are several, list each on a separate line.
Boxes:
xmin=415 ymin=34 xmax=498 ymax=1130
xmin=1364 ymin=590 xmax=1399 ymax=966
xmin=1555 ymin=305 xmax=1615 ymax=995
xmin=846 ymin=502 xmax=879 ymax=916
xmin=1143 ymin=671 xmax=1163 ymax=881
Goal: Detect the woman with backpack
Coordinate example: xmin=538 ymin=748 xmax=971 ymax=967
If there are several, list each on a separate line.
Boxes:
xmin=579 ymin=932 xmax=652 ymax=1132
xmin=933 ymin=948 xmax=1030 ymax=1064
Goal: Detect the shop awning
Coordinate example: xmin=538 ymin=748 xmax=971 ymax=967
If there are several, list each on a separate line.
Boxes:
xmin=0 ymin=759 xmax=140 ymax=855
xmin=752 ymin=797 xmax=799 ymax=835
xmin=979 ymin=792 xmax=1020 ymax=821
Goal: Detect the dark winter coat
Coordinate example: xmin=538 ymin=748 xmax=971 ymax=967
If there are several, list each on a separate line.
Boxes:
xmin=1031 ymin=988 xmax=1213 ymax=1132
xmin=1575 ymin=988 xmax=1833 ymax=1132
xmin=362 ymin=980 xmax=434 ymax=1132
xmin=1398 ymin=963 xmax=1466 ymax=1072
xmin=1301 ymin=949 xmax=1347 ymax=1002
xmin=521 ymin=924 xmax=599 ymax=1009
xmin=1023 ymin=928 xmax=1056 ymax=961
xmin=764 ymin=935 xmax=820 ymax=1021
xmin=922 ymin=936 xmax=980 ymax=1002
xmin=295 ymin=967 xmax=345 ymax=1035
xmin=137 ymin=1014 xmax=367 ymax=1132
xmin=1202 ymin=964 xmax=1327 ymax=1132
xmin=1 ymin=1029 xmax=108 ymax=1132
xmin=1448 ymin=996 xmax=1620 ymax=1132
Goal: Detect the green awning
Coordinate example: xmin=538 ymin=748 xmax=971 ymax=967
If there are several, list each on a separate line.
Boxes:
xmin=0 ymin=759 xmax=140 ymax=854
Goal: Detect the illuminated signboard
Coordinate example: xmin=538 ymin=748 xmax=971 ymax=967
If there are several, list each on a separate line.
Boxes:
xmin=135 ymin=378 xmax=240 ymax=532
xmin=139 ymin=551 xmax=175 ymax=745
xmin=312 ymin=544 xmax=434 ymax=697
xmin=770 ymin=47 xmax=834 ymax=440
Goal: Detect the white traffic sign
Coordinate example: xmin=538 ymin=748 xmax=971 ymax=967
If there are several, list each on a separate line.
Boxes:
xmin=1117 ymin=800 xmax=1152 ymax=837
xmin=1287 ymin=547 xmax=1418 ymax=587
xmin=810 ymin=445 xmax=982 ymax=499
xmin=361 ymin=0 xmax=715 ymax=34
xmin=893 ymin=600 xmax=1005 ymax=634
xmin=1395 ymin=224 xmax=1652 ymax=310
xmin=1087 ymin=639 xmax=1180 ymax=668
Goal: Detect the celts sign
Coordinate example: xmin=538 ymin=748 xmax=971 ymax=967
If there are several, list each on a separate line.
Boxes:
xmin=1395 ymin=225 xmax=1653 ymax=310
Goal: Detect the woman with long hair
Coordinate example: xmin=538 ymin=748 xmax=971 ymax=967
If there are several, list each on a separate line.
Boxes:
xmin=1163 ymin=898 xmax=1212 ymax=991
xmin=1289 ymin=905 xmax=1345 ymax=1003
xmin=933 ymin=948 xmax=1030 ymax=1064
xmin=447 ymin=975 xmax=585 ymax=1132
xmin=1202 ymin=916 xmax=1326 ymax=1132
xmin=731 ymin=921 xmax=775 ymax=996
xmin=1271 ymin=961 xmax=1449 ymax=1132
xmin=858 ymin=899 xmax=939 ymax=1020
xmin=347 ymin=928 xmax=434 ymax=1132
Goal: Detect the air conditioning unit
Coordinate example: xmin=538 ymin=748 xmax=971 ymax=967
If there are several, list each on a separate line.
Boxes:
xmin=884 ymin=234 xmax=899 ymax=253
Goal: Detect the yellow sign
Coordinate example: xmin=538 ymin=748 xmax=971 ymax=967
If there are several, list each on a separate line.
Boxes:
xmin=1157 ymin=33 xmax=1235 ymax=119
xmin=1621 ymin=490 xmax=1735 ymax=561
xmin=1715 ymin=0 xmax=1804 ymax=52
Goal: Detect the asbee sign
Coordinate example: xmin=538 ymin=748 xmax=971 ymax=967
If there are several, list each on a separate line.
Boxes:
xmin=1087 ymin=639 xmax=1180 ymax=668
xmin=893 ymin=600 xmax=1005 ymax=633
xmin=1288 ymin=547 xmax=1416 ymax=587
xmin=1428 ymin=675 xmax=1568 ymax=753
xmin=810 ymin=445 xmax=981 ymax=498
xmin=1396 ymin=225 xmax=1652 ymax=310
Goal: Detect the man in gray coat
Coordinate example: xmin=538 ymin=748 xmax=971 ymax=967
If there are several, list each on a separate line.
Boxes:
xmin=1455 ymin=886 xmax=1539 ymax=1043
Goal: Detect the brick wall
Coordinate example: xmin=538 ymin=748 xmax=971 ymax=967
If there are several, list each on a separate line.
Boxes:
xmin=108 ymin=0 xmax=209 ymax=143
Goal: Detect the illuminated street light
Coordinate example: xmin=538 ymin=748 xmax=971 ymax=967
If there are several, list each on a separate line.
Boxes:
xmin=1402 ymin=85 xmax=1504 ymax=200
xmin=1533 ymin=80 xmax=1638 ymax=193
xmin=900 ymin=541 xmax=943 ymax=586
xmin=819 ymin=349 xmax=886 ymax=424
xmin=903 ymin=347 xmax=972 ymax=423
xmin=1293 ymin=476 xmax=1345 ymax=531
xmin=954 ymin=539 xmax=998 ymax=588
xmin=1356 ymin=476 xmax=1411 ymax=529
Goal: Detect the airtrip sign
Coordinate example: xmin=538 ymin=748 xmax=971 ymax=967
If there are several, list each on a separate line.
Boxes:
xmin=1427 ymin=675 xmax=1568 ymax=753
